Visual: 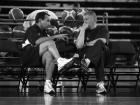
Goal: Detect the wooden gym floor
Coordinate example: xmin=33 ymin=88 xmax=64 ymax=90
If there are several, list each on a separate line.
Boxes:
xmin=0 ymin=67 xmax=140 ymax=105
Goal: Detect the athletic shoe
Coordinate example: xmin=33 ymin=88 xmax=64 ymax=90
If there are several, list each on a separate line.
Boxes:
xmin=96 ymin=81 xmax=107 ymax=94
xmin=80 ymin=59 xmax=89 ymax=72
xmin=44 ymin=80 xmax=55 ymax=94
xmin=58 ymin=58 xmax=74 ymax=74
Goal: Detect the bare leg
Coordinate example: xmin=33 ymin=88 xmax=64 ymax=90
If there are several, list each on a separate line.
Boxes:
xmin=43 ymin=51 xmax=55 ymax=94
xmin=42 ymin=51 xmax=55 ymax=80
xmin=40 ymin=40 xmax=73 ymax=72
xmin=39 ymin=40 xmax=60 ymax=60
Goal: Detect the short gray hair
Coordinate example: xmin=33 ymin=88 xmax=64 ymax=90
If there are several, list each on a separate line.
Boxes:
xmin=84 ymin=11 xmax=97 ymax=22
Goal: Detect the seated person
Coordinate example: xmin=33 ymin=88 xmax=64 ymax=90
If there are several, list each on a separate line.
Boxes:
xmin=75 ymin=11 xmax=110 ymax=94
xmin=20 ymin=12 xmax=73 ymax=94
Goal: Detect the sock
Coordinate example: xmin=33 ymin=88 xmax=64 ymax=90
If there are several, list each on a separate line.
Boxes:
xmin=85 ymin=58 xmax=90 ymax=67
xmin=57 ymin=57 xmax=62 ymax=64
xmin=45 ymin=80 xmax=51 ymax=83
xmin=97 ymin=81 xmax=104 ymax=86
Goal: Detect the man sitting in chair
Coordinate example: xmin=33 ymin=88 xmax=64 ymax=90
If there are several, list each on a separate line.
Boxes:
xmin=75 ymin=11 xmax=110 ymax=94
xmin=20 ymin=12 xmax=74 ymax=94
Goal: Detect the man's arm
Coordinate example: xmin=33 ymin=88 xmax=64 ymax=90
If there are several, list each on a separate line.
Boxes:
xmin=86 ymin=38 xmax=106 ymax=46
xmin=87 ymin=26 xmax=109 ymax=46
xmin=36 ymin=34 xmax=68 ymax=45
xmin=35 ymin=36 xmax=55 ymax=45
xmin=75 ymin=23 xmax=89 ymax=49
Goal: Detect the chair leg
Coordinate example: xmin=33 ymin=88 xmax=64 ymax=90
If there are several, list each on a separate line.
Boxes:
xmin=108 ymin=67 xmax=116 ymax=92
xmin=77 ymin=74 xmax=82 ymax=92
xmin=114 ymin=75 xmax=119 ymax=89
xmin=19 ymin=67 xmax=28 ymax=93
xmin=52 ymin=74 xmax=60 ymax=93
xmin=134 ymin=68 xmax=140 ymax=92
xmin=106 ymin=74 xmax=111 ymax=92
xmin=134 ymin=75 xmax=139 ymax=92
xmin=79 ymin=72 xmax=87 ymax=92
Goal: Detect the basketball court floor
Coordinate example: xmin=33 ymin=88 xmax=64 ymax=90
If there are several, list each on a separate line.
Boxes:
xmin=0 ymin=67 xmax=140 ymax=105
xmin=0 ymin=92 xmax=140 ymax=105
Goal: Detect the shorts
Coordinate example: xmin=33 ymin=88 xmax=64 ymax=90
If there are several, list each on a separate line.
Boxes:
xmin=19 ymin=44 xmax=42 ymax=67
xmin=55 ymin=41 xmax=77 ymax=53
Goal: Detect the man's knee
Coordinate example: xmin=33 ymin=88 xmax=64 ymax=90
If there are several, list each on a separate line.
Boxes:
xmin=40 ymin=40 xmax=56 ymax=55
xmin=42 ymin=51 xmax=54 ymax=62
xmin=43 ymin=40 xmax=55 ymax=46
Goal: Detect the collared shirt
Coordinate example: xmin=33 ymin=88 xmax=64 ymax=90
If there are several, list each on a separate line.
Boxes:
xmin=22 ymin=24 xmax=47 ymax=47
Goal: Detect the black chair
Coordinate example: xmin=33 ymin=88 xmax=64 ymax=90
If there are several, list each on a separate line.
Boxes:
xmin=108 ymin=41 xmax=140 ymax=92
xmin=0 ymin=40 xmax=25 ymax=91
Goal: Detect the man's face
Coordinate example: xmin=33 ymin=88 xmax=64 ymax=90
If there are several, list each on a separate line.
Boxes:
xmin=83 ymin=14 xmax=96 ymax=28
xmin=40 ymin=15 xmax=50 ymax=29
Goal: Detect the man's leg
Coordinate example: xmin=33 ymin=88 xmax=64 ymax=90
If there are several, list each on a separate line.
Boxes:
xmin=39 ymin=40 xmax=60 ymax=60
xmin=42 ymin=51 xmax=55 ymax=80
xmin=84 ymin=40 xmax=106 ymax=93
xmin=42 ymin=51 xmax=55 ymax=94
xmin=94 ymin=54 xmax=107 ymax=94
xmin=94 ymin=55 xmax=105 ymax=83
xmin=39 ymin=40 xmax=73 ymax=72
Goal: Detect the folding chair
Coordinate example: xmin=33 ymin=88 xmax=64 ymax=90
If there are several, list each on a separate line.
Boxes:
xmin=108 ymin=41 xmax=139 ymax=92
xmin=0 ymin=40 xmax=26 ymax=92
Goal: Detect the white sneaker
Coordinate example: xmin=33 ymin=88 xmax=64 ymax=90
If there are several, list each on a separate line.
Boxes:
xmin=57 ymin=58 xmax=73 ymax=71
xmin=44 ymin=80 xmax=55 ymax=94
xmin=96 ymin=81 xmax=107 ymax=94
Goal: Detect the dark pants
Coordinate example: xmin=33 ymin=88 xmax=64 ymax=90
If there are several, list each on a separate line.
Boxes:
xmin=81 ymin=40 xmax=108 ymax=82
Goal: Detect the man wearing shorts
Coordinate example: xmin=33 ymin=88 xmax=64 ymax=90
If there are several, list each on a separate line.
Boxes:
xmin=20 ymin=12 xmax=73 ymax=94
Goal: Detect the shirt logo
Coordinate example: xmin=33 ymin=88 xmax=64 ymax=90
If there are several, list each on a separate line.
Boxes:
xmin=38 ymin=33 xmax=40 ymax=36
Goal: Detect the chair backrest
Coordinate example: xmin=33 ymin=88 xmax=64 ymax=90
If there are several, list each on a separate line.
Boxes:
xmin=109 ymin=41 xmax=136 ymax=54
xmin=108 ymin=41 xmax=136 ymax=66
xmin=0 ymin=40 xmax=20 ymax=54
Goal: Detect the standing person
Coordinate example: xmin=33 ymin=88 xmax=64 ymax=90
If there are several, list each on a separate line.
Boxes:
xmin=75 ymin=11 xmax=110 ymax=94
xmin=23 ymin=9 xmax=59 ymax=31
xmin=20 ymin=12 xmax=73 ymax=94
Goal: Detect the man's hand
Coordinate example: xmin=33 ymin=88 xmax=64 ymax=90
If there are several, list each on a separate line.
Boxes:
xmin=81 ymin=22 xmax=89 ymax=30
xmin=86 ymin=40 xmax=96 ymax=46
xmin=52 ymin=34 xmax=68 ymax=41
xmin=86 ymin=38 xmax=106 ymax=46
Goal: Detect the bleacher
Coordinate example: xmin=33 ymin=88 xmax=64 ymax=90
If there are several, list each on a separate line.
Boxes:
xmin=0 ymin=1 xmax=140 ymax=39
xmin=0 ymin=0 xmax=140 ymax=93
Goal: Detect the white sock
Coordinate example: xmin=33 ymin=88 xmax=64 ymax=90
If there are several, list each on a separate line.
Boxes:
xmin=45 ymin=80 xmax=51 ymax=83
xmin=97 ymin=81 xmax=104 ymax=86
xmin=57 ymin=57 xmax=62 ymax=64
xmin=85 ymin=58 xmax=90 ymax=66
